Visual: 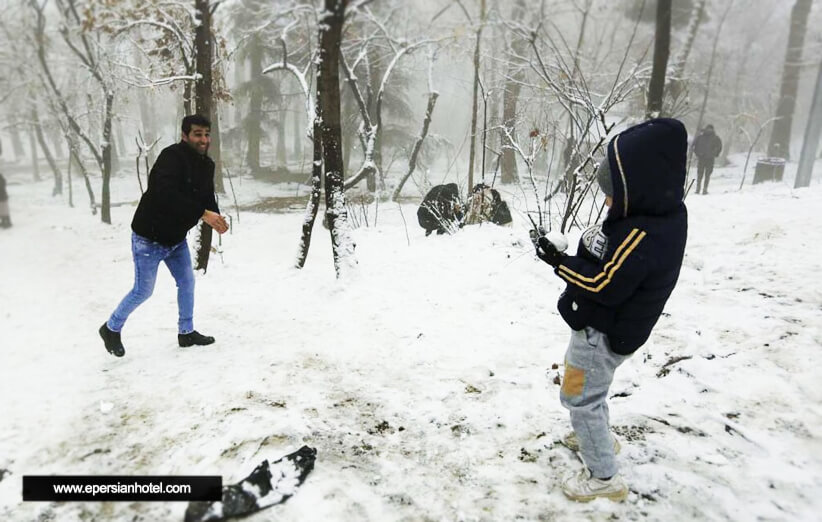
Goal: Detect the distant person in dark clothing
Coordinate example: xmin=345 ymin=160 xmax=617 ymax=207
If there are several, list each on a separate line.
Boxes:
xmin=99 ymin=115 xmax=228 ymax=357
xmin=464 ymin=183 xmax=513 ymax=227
xmin=692 ymin=124 xmax=722 ymax=194
xmin=418 ymin=183 xmax=463 ymax=236
xmin=0 ymin=173 xmax=11 ymax=228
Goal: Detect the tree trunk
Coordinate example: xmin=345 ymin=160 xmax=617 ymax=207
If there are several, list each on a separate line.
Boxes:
xmin=86 ymin=94 xmax=100 ymax=143
xmin=467 ymin=0 xmax=487 ymax=191
xmin=795 ymin=58 xmax=822 ymax=188
xmin=233 ymin=61 xmax=244 ymax=129
xmin=31 ymin=106 xmax=62 ymax=195
xmin=276 ymin=96 xmax=287 ymax=167
xmin=183 ymin=81 xmax=194 ymax=115
xmin=246 ymin=35 xmax=263 ymax=174
xmin=366 ymin=48 xmax=381 ymax=190
xmin=488 ymin=22 xmax=501 ymax=148
xmin=292 ymin=95 xmax=303 ymax=159
xmin=68 ymin=135 xmax=96 ymax=214
xmin=177 ymin=102 xmax=185 ymax=134
xmin=212 ymin=106 xmax=225 ymax=193
xmin=49 ymin=126 xmax=64 ymax=159
xmin=500 ymin=0 xmax=526 ymax=185
xmin=138 ymin=89 xmax=157 ymax=165
xmin=667 ymin=0 xmax=706 ymax=103
xmin=319 ymin=0 xmax=355 ymax=277
xmin=101 ymin=92 xmax=114 ymax=224
xmin=342 ymin=125 xmax=353 ymax=175
xmin=724 ymin=30 xmax=756 ymax=164
xmin=296 ymin=117 xmax=323 ymax=269
xmin=646 ymin=0 xmax=672 ymax=118
xmin=767 ymin=0 xmax=813 ymax=159
xmin=32 ymin=3 xmax=105 ymax=206
xmin=194 ymin=0 xmax=214 ymax=272
xmin=693 ymin=1 xmax=734 ymax=146
xmin=109 ymin=122 xmax=121 ymax=175
xmin=501 ymin=78 xmax=522 ymax=184
xmin=116 ymin=117 xmax=126 ymax=155
xmin=393 ymin=91 xmax=439 ymax=200
xmin=29 ymin=128 xmax=41 ymax=182
xmin=66 ymin=136 xmax=74 ymax=207
xmin=10 ymin=115 xmax=25 ymax=159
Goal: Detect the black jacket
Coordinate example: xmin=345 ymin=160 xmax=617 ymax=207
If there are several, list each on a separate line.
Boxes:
xmin=693 ymin=129 xmax=722 ymax=161
xmin=418 ymin=183 xmax=463 ymax=233
xmin=131 ymin=142 xmax=219 ymax=246
xmin=555 ymin=118 xmax=688 ymax=355
xmin=0 ymin=173 xmax=7 ymax=202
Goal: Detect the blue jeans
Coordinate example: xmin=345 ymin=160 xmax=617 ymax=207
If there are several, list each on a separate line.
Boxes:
xmin=107 ymin=232 xmax=195 ymax=334
xmin=560 ymin=327 xmax=630 ymax=478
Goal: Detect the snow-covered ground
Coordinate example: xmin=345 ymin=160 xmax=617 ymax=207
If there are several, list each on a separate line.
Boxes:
xmin=1 ymin=157 xmax=821 ymax=521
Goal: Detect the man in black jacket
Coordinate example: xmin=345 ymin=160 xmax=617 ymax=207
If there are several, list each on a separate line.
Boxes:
xmin=692 ymin=124 xmax=722 ymax=194
xmin=100 ymin=115 xmax=228 ymax=357
xmin=535 ymin=118 xmax=688 ymax=502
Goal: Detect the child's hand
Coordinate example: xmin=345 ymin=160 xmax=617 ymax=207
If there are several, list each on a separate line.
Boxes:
xmin=543 ymin=231 xmax=569 ymax=252
xmin=536 ymin=236 xmax=567 ymax=267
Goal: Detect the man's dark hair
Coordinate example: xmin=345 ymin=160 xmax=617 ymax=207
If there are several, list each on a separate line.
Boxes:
xmin=182 ymin=114 xmax=211 ymax=135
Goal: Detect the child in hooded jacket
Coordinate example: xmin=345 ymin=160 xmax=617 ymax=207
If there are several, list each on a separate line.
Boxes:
xmin=535 ymin=118 xmax=689 ymax=502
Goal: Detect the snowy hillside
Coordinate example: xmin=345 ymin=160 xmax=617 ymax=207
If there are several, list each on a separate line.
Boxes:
xmin=1 ymin=160 xmax=821 ymax=521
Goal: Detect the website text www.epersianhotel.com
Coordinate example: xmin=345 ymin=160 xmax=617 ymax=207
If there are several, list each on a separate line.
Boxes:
xmin=22 ymin=475 xmax=221 ymax=501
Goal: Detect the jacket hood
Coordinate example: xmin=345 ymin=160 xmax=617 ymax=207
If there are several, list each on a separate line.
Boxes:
xmin=605 ymin=118 xmax=687 ymax=220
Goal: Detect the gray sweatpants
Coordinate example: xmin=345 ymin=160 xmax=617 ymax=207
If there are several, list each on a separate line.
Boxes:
xmin=560 ymin=327 xmax=630 ymax=478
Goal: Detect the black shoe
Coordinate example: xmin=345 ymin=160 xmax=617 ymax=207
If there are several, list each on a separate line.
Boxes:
xmin=178 ymin=330 xmax=215 ymax=347
xmin=99 ymin=323 xmax=125 ymax=357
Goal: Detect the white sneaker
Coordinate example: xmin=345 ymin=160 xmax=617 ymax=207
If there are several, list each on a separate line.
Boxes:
xmin=563 ymin=431 xmax=621 ymax=454
xmin=561 ymin=468 xmax=628 ymax=502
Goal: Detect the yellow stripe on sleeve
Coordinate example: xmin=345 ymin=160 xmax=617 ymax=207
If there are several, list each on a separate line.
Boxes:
xmin=558 ymin=228 xmax=640 ymax=283
xmin=557 ymin=230 xmax=646 ymax=292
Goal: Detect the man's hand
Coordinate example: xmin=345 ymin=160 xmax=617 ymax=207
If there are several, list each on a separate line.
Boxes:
xmin=536 ymin=236 xmax=567 ymax=267
xmin=202 ymin=210 xmax=229 ymax=234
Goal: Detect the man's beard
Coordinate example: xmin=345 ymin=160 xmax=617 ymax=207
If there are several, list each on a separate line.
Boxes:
xmin=185 ymin=141 xmax=208 ymax=155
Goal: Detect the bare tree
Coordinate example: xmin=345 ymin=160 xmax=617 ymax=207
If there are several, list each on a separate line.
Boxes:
xmin=28 ymin=124 xmax=41 ymax=182
xmin=259 ymin=8 xmax=318 ymax=268
xmin=0 ymin=14 xmax=58 ymax=189
xmin=319 ymin=0 xmax=356 ymax=277
xmin=767 ymin=0 xmax=813 ymax=159
xmin=30 ymin=105 xmax=63 ymax=196
xmin=392 ymin=52 xmax=440 ymax=201
xmin=665 ymin=0 xmax=706 ymax=112
xmin=30 ymin=0 xmax=115 ymax=222
xmin=246 ymin=35 xmax=265 ymax=172
xmin=795 ymin=58 xmax=822 ymax=188
xmin=194 ymin=0 xmax=216 ymax=272
xmin=500 ymin=0 xmax=527 ymax=184
xmin=506 ymin=1 xmax=647 ymax=233
xmin=340 ymin=34 xmax=437 ymax=192
xmin=688 ymin=0 xmax=735 ymax=177
xmin=646 ymin=0 xmax=672 ymax=118
xmin=466 ymin=0 xmax=487 ymax=191
xmin=261 ymin=2 xmax=355 ymax=274
xmin=100 ymin=1 xmax=200 ymax=111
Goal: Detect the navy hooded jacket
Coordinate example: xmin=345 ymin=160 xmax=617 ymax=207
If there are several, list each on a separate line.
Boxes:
xmin=555 ymin=118 xmax=688 ymax=355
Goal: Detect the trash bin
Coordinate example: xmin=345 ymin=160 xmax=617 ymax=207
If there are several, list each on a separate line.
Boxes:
xmin=753 ymin=158 xmax=785 ymax=185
